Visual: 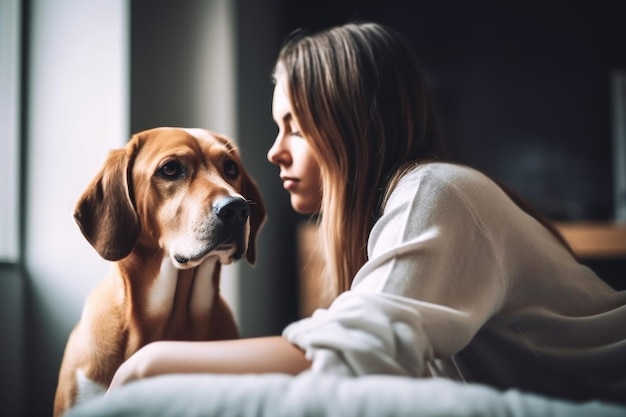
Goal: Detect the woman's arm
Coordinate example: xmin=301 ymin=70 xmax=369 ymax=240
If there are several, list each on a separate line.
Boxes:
xmin=108 ymin=336 xmax=311 ymax=392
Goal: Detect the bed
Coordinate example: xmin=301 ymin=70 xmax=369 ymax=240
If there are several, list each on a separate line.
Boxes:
xmin=66 ymin=371 xmax=625 ymax=417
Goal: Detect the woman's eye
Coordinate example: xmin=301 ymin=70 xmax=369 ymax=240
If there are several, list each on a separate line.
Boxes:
xmin=158 ymin=160 xmax=184 ymax=179
xmin=289 ymin=122 xmax=302 ymax=138
xmin=223 ymin=159 xmax=239 ymax=178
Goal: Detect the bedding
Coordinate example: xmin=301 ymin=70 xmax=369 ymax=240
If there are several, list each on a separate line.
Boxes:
xmin=66 ymin=372 xmax=625 ymax=417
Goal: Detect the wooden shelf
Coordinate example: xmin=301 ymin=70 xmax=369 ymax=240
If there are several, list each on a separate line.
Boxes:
xmin=555 ymin=222 xmax=626 ymax=259
xmin=297 ymin=223 xmax=327 ymax=317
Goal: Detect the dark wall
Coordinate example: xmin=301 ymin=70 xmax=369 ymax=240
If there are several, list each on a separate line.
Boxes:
xmin=277 ymin=0 xmax=626 ymax=221
xmin=0 ymin=263 xmax=24 ymax=417
xmin=235 ymin=0 xmax=303 ymax=336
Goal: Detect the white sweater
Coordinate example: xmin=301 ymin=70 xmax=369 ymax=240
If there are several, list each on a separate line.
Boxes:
xmin=284 ymin=162 xmax=626 ymax=404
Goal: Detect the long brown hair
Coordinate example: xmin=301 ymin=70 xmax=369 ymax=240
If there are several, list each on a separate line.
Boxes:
xmin=274 ymin=22 xmax=570 ymax=300
xmin=275 ymin=22 xmax=443 ymax=298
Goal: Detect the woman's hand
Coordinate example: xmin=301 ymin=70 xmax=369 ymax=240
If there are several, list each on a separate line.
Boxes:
xmin=106 ymin=337 xmax=311 ymax=394
xmin=107 ymin=342 xmax=162 ymax=393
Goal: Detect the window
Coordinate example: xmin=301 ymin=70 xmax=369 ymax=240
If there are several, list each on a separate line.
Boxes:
xmin=0 ymin=0 xmax=21 ymax=263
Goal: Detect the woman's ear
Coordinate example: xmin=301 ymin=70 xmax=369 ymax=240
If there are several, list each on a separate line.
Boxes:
xmin=242 ymin=170 xmax=267 ymax=265
xmin=73 ymin=145 xmax=140 ymax=261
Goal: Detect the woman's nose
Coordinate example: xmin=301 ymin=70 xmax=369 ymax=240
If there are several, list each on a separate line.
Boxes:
xmin=267 ymin=135 xmax=290 ymax=166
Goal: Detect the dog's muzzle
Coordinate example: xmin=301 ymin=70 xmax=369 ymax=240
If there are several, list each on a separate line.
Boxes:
xmin=213 ymin=196 xmax=251 ymax=260
xmin=172 ymin=196 xmax=251 ymax=267
xmin=214 ymin=196 xmax=251 ymax=227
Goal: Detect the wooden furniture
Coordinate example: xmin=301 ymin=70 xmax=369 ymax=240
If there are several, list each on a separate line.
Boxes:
xmin=297 ymin=222 xmax=328 ymax=317
xmin=554 ymin=222 xmax=626 ymax=259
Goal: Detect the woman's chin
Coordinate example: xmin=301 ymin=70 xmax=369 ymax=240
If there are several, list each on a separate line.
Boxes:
xmin=290 ymin=197 xmax=319 ymax=215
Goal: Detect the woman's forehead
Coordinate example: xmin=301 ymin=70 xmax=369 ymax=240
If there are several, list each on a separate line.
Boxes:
xmin=272 ymin=72 xmax=291 ymax=122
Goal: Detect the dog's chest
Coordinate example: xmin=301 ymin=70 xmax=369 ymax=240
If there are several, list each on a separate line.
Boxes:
xmin=143 ymin=257 xmax=218 ymax=339
xmin=74 ymin=368 xmax=107 ymax=406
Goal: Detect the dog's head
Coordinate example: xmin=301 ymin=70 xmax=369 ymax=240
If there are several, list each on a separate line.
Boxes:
xmin=74 ymin=127 xmax=266 ymax=267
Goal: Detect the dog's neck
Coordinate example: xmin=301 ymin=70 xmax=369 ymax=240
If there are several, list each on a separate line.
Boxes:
xmin=149 ymin=256 xmax=219 ymax=318
xmin=113 ymin=249 xmax=221 ymax=341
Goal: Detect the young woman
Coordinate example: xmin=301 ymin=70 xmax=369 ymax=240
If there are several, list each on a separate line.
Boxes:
xmin=108 ymin=21 xmax=626 ymax=404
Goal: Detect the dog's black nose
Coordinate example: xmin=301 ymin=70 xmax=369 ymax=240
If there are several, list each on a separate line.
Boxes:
xmin=214 ymin=197 xmax=251 ymax=225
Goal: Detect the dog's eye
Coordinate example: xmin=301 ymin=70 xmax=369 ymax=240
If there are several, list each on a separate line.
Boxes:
xmin=158 ymin=160 xmax=184 ymax=179
xmin=223 ymin=159 xmax=239 ymax=178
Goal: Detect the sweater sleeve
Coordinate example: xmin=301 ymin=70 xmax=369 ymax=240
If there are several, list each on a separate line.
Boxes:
xmin=284 ymin=164 xmax=508 ymax=377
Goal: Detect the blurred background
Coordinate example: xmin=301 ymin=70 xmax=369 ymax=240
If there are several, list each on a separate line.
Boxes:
xmin=1 ymin=0 xmax=625 ymax=415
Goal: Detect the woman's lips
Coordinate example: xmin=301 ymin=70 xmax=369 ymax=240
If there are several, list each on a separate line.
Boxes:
xmin=281 ymin=176 xmax=298 ymax=191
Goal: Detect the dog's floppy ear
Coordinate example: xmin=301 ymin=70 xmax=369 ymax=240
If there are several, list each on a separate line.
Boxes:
xmin=74 ymin=143 xmax=140 ymax=261
xmin=242 ymin=171 xmax=266 ymax=265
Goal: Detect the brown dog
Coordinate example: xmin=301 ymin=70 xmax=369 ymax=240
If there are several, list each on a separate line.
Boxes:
xmin=53 ymin=127 xmax=266 ymax=417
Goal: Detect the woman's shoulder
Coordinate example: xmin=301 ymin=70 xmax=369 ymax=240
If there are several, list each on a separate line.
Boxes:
xmin=398 ymin=162 xmax=496 ymax=193
xmin=386 ymin=161 xmax=511 ymax=221
xmin=390 ymin=161 xmax=537 ymax=235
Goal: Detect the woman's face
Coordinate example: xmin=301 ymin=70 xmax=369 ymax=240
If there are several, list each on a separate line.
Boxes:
xmin=267 ymin=71 xmax=322 ymax=214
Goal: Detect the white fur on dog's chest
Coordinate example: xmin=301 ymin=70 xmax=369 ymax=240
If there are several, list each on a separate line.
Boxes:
xmin=145 ymin=257 xmax=217 ymax=318
xmin=74 ymin=368 xmax=107 ymax=406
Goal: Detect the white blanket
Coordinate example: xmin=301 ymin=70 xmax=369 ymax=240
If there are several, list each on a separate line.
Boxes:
xmin=66 ymin=372 xmax=625 ymax=417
